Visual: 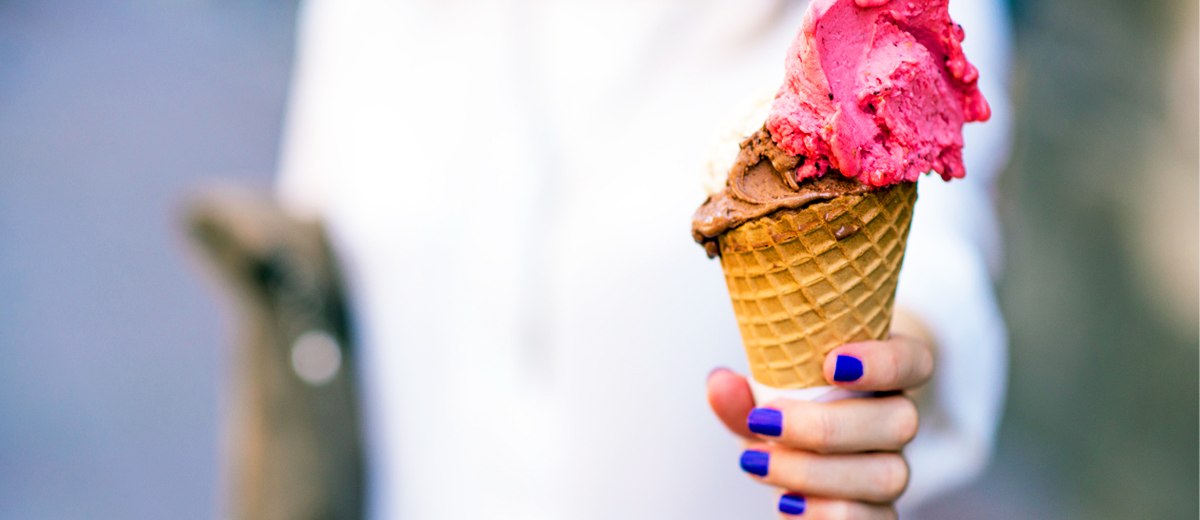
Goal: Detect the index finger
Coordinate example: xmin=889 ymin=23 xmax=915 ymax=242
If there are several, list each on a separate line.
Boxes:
xmin=822 ymin=334 xmax=934 ymax=391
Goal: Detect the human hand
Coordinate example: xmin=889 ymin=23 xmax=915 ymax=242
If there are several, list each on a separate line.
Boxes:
xmin=707 ymin=322 xmax=934 ymax=518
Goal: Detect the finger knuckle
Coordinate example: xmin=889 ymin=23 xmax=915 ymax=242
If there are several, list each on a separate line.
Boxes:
xmin=872 ymin=454 xmax=909 ymax=502
xmin=826 ymin=500 xmax=856 ymax=520
xmin=919 ymin=346 xmax=935 ymax=377
xmin=877 ymin=348 xmax=901 ymax=387
xmin=804 ymin=406 xmax=838 ymax=453
xmin=906 ymin=346 xmax=934 ymax=387
xmin=889 ymin=398 xmax=920 ymax=445
xmin=789 ymin=454 xmax=817 ymax=491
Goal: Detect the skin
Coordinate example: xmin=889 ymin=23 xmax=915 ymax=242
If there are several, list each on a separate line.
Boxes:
xmin=707 ymin=310 xmax=936 ymax=519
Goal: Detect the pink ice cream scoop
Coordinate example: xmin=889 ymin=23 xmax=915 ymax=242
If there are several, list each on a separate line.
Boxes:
xmin=766 ymin=0 xmax=991 ymax=187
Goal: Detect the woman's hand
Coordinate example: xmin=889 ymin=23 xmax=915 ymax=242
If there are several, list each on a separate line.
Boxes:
xmin=707 ymin=327 xmax=935 ymax=519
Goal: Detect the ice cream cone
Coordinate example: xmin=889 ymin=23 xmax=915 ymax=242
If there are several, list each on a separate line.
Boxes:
xmin=717 ymin=182 xmax=917 ymax=390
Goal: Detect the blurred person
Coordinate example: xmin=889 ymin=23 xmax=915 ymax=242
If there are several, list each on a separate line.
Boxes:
xmin=267 ymin=0 xmax=1012 ymax=518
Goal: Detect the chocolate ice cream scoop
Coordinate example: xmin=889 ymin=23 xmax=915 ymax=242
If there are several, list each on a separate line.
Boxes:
xmin=692 ymin=128 xmax=870 ymax=258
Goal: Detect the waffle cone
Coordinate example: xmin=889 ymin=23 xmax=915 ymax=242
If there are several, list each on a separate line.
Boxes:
xmin=718 ymin=182 xmax=917 ymax=389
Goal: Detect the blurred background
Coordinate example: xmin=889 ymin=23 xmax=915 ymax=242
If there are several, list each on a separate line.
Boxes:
xmin=0 ymin=0 xmax=1195 ymax=519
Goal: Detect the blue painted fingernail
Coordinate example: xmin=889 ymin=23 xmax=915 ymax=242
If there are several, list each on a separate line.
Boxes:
xmin=747 ymin=408 xmax=783 ymax=437
xmin=833 ymin=355 xmax=863 ymax=382
xmin=740 ymin=450 xmax=769 ymax=476
xmin=779 ymin=493 xmax=807 ymax=515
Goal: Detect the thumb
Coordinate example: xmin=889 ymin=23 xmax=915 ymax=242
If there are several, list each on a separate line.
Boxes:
xmin=706 ymin=368 xmax=757 ymax=439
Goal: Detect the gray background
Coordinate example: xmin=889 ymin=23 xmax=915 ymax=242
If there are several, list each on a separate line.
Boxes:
xmin=0 ymin=1 xmax=1195 ymax=519
xmin=0 ymin=1 xmax=293 ymax=518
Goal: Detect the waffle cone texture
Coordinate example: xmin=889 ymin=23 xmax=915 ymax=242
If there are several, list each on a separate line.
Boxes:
xmin=718 ymin=182 xmax=917 ymax=389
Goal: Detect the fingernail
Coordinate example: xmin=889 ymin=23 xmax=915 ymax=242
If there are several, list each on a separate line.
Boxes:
xmin=739 ymin=450 xmax=769 ymax=476
xmin=747 ymin=408 xmax=783 ymax=437
xmin=779 ymin=493 xmax=806 ymax=515
xmin=833 ymin=355 xmax=863 ymax=382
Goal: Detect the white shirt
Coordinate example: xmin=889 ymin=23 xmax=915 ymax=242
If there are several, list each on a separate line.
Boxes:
xmin=276 ymin=1 xmax=1012 ymax=518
